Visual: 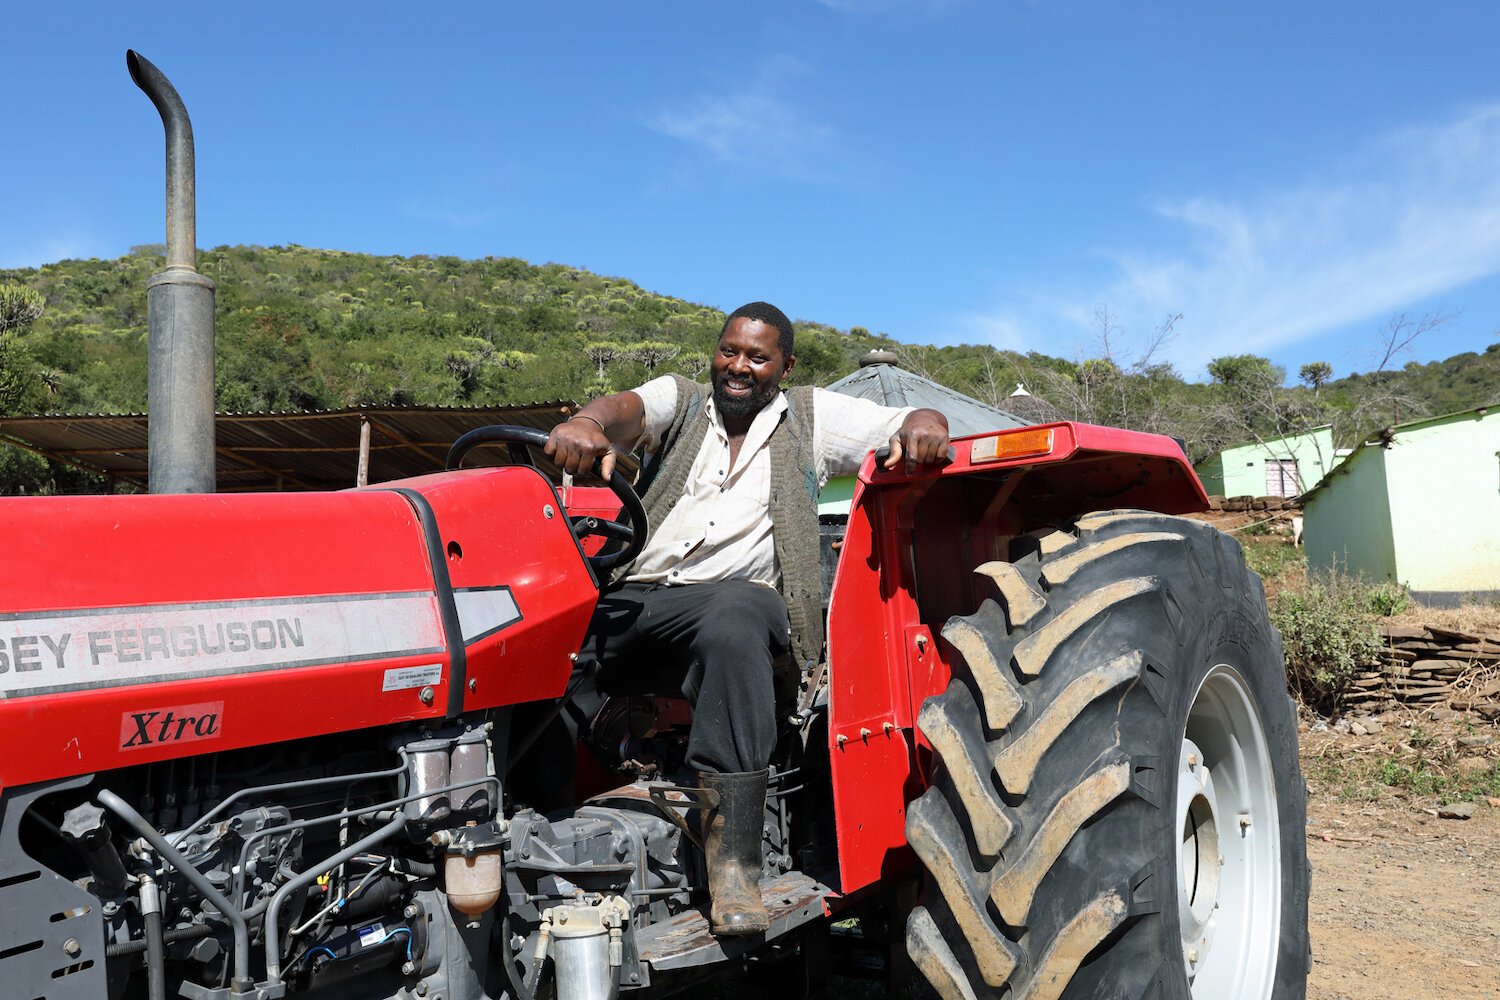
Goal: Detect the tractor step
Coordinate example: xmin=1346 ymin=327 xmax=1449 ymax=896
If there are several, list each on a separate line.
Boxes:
xmin=636 ymin=871 xmax=831 ymax=971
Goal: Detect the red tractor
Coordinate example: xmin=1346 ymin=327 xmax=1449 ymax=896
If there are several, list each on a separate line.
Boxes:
xmin=0 ymin=52 xmax=1307 ymax=1000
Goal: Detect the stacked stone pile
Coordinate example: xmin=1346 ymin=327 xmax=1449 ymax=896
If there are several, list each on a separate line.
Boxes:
xmin=1345 ymin=623 xmax=1500 ymax=718
xmin=1208 ymin=495 xmax=1301 ymax=512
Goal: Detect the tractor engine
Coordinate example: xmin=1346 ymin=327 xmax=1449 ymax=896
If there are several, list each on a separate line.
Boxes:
xmin=11 ymin=716 xmax=713 ymax=1000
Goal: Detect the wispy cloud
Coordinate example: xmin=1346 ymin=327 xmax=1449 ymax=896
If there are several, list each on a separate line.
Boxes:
xmin=644 ymin=56 xmax=835 ymax=180
xmin=0 ymin=236 xmax=105 ymax=270
xmin=813 ymin=0 xmax=966 ymax=13
xmin=975 ymin=104 xmax=1500 ymax=376
xmin=399 ymin=199 xmax=498 ymax=230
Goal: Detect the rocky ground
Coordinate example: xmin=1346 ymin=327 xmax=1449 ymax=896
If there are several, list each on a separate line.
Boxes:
xmin=1303 ymin=711 xmax=1500 ymax=999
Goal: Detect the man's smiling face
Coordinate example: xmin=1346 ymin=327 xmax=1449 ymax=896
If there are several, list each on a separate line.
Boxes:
xmin=710 ymin=317 xmax=795 ymax=419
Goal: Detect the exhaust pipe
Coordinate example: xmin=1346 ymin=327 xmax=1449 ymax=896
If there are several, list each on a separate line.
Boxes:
xmin=128 ymin=50 xmax=216 ymax=494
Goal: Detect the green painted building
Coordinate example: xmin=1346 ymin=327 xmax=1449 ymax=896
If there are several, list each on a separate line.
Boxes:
xmin=1194 ymin=427 xmax=1338 ymax=498
xmin=1303 ymin=405 xmax=1500 ymax=605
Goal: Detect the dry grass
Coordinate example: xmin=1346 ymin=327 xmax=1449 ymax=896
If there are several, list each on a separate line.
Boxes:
xmin=1386 ymin=601 xmax=1500 ymax=637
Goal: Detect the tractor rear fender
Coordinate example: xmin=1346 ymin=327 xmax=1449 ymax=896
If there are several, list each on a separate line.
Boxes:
xmin=824 ymin=421 xmax=1208 ymax=894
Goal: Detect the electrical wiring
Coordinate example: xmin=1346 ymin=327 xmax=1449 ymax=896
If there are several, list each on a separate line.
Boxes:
xmin=281 ymin=925 xmax=412 ymax=976
xmin=289 ymin=858 xmax=393 ymax=936
xmin=289 ymin=885 xmax=341 ymax=938
xmin=282 ymin=945 xmax=337 ymax=974
xmin=363 ymin=926 xmax=413 ymax=962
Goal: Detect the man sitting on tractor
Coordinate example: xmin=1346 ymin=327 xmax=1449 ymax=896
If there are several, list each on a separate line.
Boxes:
xmin=542 ymin=301 xmax=950 ymax=936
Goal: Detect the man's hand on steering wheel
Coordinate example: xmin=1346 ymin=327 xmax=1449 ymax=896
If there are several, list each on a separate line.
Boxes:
xmin=544 ymin=392 xmax=648 ymax=482
xmin=545 ymin=415 xmax=618 ymax=480
xmin=447 ymin=420 xmax=647 ymax=573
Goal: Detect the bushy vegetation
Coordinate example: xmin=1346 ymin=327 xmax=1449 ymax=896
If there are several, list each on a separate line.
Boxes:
xmin=2 ymin=245 xmax=1497 ymax=495
xmin=1270 ymin=571 xmax=1385 ymax=711
xmin=4 ymin=246 xmax=1497 ymax=433
xmin=1364 ymin=581 xmax=1411 ymax=617
xmin=2 ymin=245 xmax=873 ymax=414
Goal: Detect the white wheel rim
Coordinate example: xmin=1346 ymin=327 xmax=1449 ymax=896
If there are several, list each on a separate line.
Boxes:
xmin=1177 ymin=664 xmax=1281 ymax=998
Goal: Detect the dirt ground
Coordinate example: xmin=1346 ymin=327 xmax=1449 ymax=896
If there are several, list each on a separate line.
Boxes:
xmin=1302 ymin=713 xmax=1500 ymax=999
xmin=1180 ymin=507 xmax=1500 ymax=996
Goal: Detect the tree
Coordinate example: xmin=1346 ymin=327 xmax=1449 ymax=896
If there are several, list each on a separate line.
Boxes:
xmin=1298 ymin=362 xmax=1333 ymax=394
xmin=894 ymin=344 xmax=945 ymax=381
xmin=629 ymin=341 xmax=680 ymax=376
xmin=493 ymin=350 xmax=535 ymax=371
xmin=676 ymin=351 xmax=710 ymax=379
xmin=0 ymin=285 xmax=44 ymax=335
xmin=1028 ymin=308 xmax=1189 ymax=440
xmin=1358 ymin=312 xmax=1448 ymax=429
xmin=0 ymin=284 xmax=46 ymax=414
xmin=1075 ymin=357 xmax=1121 ymax=416
xmin=1372 ymin=311 xmax=1450 ymax=373
xmin=584 ymin=342 xmax=623 ymax=384
xmin=215 ymin=312 xmax=327 ymax=411
xmin=1198 ymin=311 xmax=1450 ymax=487
xmin=1207 ymin=354 xmax=1283 ymax=398
xmin=966 ymin=351 xmax=1022 ymax=408
xmin=444 ymin=336 xmax=495 ymax=401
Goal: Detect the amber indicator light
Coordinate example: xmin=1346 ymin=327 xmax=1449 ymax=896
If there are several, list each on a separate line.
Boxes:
xmin=970 ymin=427 xmax=1054 ymax=464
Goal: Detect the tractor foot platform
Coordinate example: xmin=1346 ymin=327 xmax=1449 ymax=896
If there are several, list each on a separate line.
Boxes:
xmin=636 ymin=871 xmax=831 ymax=971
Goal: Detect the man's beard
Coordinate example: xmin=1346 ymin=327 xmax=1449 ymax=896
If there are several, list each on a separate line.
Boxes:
xmin=711 ymin=370 xmax=780 ymax=418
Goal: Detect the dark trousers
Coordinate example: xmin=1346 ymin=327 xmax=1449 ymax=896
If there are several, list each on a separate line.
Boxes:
xmin=511 ymin=580 xmax=791 ymax=810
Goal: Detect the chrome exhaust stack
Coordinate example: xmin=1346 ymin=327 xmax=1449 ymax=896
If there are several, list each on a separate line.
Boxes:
xmin=128 ymin=50 xmax=216 ymax=494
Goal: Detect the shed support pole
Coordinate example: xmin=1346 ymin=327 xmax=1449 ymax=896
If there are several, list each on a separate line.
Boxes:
xmin=357 ymin=417 xmax=371 ymax=488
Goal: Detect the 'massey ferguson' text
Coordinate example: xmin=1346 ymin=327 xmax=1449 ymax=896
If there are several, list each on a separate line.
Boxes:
xmin=0 ymin=593 xmax=446 ymax=697
xmin=0 ymin=619 xmax=304 ymax=673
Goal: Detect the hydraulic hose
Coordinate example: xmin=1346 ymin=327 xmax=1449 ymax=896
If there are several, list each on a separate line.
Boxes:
xmin=140 ymin=877 xmax=166 ymax=1000
xmin=96 ymin=789 xmax=256 ymax=994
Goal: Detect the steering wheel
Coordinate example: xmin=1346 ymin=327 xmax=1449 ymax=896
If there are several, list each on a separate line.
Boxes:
xmin=445 ymin=424 xmax=647 ymax=573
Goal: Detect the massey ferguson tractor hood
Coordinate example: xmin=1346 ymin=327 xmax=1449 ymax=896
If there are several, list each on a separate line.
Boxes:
xmin=0 ymin=469 xmax=597 ymax=788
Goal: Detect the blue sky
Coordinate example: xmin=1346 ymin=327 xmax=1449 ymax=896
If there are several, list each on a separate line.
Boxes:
xmin=5 ymin=2 xmax=1499 ymax=382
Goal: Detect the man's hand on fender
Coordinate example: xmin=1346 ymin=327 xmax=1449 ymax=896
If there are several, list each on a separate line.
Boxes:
xmin=884 ymin=408 xmax=950 ymax=473
xmin=545 ymin=415 xmax=617 ymax=479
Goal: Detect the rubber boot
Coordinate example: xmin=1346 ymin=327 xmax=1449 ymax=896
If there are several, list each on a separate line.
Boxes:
xmin=699 ymin=769 xmax=770 ymax=936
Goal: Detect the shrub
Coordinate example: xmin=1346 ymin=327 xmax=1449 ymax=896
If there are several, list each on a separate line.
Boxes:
xmin=1366 ymin=581 xmax=1411 ymax=617
xmin=1271 ymin=571 xmax=1383 ymax=710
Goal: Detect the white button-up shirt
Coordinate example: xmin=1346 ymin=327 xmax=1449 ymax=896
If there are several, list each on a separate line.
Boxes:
xmin=625 ymin=376 xmax=912 ymax=587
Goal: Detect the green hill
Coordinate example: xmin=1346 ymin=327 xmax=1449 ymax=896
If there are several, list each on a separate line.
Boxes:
xmin=0 ymin=244 xmax=919 ymax=415
xmin=1 ymin=244 xmax=1496 ymax=494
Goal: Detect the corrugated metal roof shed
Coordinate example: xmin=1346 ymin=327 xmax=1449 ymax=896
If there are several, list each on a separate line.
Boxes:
xmin=4 ymin=361 xmax=1040 ymax=494
xmin=824 ymin=363 xmax=1030 ymax=435
xmin=0 ymin=402 xmax=592 ymax=492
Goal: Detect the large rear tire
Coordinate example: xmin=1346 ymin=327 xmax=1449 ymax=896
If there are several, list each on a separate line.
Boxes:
xmin=905 ymin=510 xmax=1309 ymax=1000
